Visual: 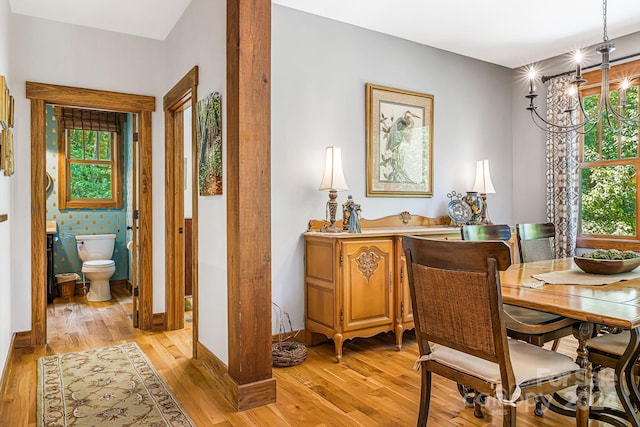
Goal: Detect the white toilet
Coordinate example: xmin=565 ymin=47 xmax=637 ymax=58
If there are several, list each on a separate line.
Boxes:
xmin=75 ymin=234 xmax=116 ymax=302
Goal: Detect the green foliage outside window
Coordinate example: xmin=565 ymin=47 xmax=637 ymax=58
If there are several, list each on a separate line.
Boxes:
xmin=67 ymin=129 xmax=114 ymax=199
xmin=70 ymin=164 xmax=113 ymax=199
xmin=579 ymin=86 xmax=639 ymax=237
xmin=580 ymin=165 xmax=636 ymax=236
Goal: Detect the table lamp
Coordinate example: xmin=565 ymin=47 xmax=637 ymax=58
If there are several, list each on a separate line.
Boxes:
xmin=319 ymin=146 xmax=348 ymax=232
xmin=471 ymin=159 xmax=496 ymax=224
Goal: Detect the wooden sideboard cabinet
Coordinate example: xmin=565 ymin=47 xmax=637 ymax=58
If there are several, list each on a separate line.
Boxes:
xmin=304 ymin=212 xmax=459 ymax=361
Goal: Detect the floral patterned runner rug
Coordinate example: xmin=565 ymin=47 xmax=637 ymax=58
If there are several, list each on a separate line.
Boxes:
xmin=37 ymin=342 xmax=194 ymax=426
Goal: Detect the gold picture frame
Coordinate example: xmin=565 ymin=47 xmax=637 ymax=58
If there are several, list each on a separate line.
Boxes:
xmin=2 ymin=128 xmax=14 ymax=176
xmin=366 ymin=83 xmax=434 ymax=197
xmin=0 ymin=76 xmax=6 ymax=129
xmin=8 ymin=95 xmax=14 ymax=128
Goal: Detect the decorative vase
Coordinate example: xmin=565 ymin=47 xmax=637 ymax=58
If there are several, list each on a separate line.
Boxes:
xmin=462 ymin=191 xmax=484 ymax=225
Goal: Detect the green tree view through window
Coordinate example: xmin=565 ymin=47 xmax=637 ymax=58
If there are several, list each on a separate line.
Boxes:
xmin=580 ymin=165 xmax=636 ymax=235
xmin=67 ymin=129 xmax=114 ymax=200
xmin=579 ymin=79 xmax=639 ymax=239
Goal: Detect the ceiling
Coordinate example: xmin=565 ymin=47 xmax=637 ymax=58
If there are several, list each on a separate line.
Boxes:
xmin=8 ymin=0 xmax=192 ymax=41
xmin=9 ymin=0 xmax=640 ymax=69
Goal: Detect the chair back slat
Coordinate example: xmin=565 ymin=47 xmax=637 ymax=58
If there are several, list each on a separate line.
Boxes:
xmin=516 ymin=223 xmax=555 ymax=263
xmin=461 ymin=224 xmax=511 ymax=242
xmin=403 ymin=237 xmax=512 ymax=272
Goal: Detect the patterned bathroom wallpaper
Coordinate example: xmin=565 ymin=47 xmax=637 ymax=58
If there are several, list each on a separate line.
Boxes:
xmin=45 ymin=105 xmax=131 ymax=281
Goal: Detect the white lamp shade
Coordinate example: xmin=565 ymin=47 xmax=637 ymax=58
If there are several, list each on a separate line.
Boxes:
xmin=471 ymin=159 xmax=496 ymax=194
xmin=319 ymin=146 xmax=348 ymax=191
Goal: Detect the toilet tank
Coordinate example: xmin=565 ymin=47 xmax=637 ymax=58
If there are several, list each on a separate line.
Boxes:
xmin=75 ymin=234 xmax=116 ymax=261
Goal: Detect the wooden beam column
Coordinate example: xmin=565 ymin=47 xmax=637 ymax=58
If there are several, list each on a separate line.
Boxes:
xmin=225 ymin=0 xmax=276 ymax=410
xmin=30 ymin=98 xmax=47 ymax=347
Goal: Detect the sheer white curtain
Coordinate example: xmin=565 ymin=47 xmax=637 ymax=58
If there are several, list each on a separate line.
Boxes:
xmin=544 ymin=74 xmax=580 ymax=257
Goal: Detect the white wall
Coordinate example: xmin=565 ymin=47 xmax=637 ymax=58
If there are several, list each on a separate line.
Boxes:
xmin=8 ymin=14 xmax=166 ymax=332
xmin=0 ymin=0 xmax=13 ymax=378
xmin=512 ymin=31 xmax=640 ymax=224
xmin=162 ymin=0 xmax=228 ymax=362
xmin=272 ymin=6 xmax=515 ymax=331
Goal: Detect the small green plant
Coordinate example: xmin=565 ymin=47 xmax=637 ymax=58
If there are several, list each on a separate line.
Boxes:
xmin=581 ymin=249 xmax=639 ymax=260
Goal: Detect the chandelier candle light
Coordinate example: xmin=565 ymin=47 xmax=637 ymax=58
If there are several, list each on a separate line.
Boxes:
xmin=526 ymin=0 xmax=640 ymax=133
xmin=319 ymin=146 xmax=348 ymax=232
xmin=471 ymin=159 xmax=496 ymax=224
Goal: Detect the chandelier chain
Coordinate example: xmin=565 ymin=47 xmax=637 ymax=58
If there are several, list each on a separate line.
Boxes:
xmin=602 ymin=0 xmax=608 ymax=42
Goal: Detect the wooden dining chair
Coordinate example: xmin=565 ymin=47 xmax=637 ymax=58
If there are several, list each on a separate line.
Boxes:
xmin=586 ymin=330 xmax=640 ymax=395
xmin=462 ymin=224 xmax=576 ymax=351
xmin=513 ymin=222 xmax=574 ymax=351
xmin=403 ymin=236 xmax=586 ymax=427
xmin=516 ymin=222 xmax=555 ymax=264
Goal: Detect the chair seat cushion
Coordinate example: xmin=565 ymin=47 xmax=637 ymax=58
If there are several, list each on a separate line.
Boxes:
xmin=587 ymin=331 xmax=629 ymax=356
xmin=429 ymin=339 xmax=582 ymax=386
xmin=504 ymin=304 xmax=563 ymax=324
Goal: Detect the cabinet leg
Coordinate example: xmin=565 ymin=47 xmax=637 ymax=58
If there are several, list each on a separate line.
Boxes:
xmin=304 ymin=329 xmax=313 ymax=347
xmin=333 ymin=333 xmax=344 ymax=363
xmin=395 ymin=324 xmax=404 ymax=350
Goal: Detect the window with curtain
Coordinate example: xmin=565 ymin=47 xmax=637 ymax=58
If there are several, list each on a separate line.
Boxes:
xmin=577 ymin=59 xmax=640 ymax=250
xmin=57 ymin=107 xmax=124 ymax=210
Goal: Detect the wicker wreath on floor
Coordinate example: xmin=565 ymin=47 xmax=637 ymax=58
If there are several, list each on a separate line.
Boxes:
xmin=272 ymin=303 xmax=307 ymax=367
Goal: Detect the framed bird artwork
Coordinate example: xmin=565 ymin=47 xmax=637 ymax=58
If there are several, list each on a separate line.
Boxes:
xmin=365 ymin=83 xmax=433 ymax=197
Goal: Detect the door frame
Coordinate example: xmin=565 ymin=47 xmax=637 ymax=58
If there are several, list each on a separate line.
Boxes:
xmin=163 ymin=66 xmax=198 ymax=348
xmin=26 ymin=82 xmax=156 ymax=346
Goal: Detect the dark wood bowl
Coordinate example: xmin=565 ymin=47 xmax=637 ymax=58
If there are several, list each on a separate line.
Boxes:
xmin=573 ymin=256 xmax=640 ymax=275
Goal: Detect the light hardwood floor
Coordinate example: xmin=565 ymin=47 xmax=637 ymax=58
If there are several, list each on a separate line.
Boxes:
xmin=0 ymin=285 xmax=621 ymax=426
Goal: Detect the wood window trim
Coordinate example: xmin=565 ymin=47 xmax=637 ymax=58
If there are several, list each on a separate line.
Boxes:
xmin=57 ymin=121 xmax=124 ymax=210
xmin=576 ymin=236 xmax=640 ymax=252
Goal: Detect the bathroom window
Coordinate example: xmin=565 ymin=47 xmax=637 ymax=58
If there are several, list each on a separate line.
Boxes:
xmin=57 ymin=108 xmax=124 ymax=210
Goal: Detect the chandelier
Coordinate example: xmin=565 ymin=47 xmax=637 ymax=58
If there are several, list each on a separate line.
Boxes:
xmin=526 ymin=0 xmax=640 ymax=134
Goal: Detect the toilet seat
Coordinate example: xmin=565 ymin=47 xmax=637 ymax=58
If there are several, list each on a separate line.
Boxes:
xmin=82 ymin=260 xmax=115 ymax=271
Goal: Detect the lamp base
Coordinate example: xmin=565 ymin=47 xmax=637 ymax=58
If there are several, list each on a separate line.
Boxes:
xmin=320 ymin=190 xmax=343 ymax=233
xmin=479 ymin=193 xmax=492 ymax=224
xmin=321 ymin=223 xmax=343 ymax=233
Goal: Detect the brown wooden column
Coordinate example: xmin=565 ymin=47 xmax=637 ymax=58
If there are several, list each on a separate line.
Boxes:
xmin=31 ymin=98 xmax=47 ymax=347
xmin=225 ymin=0 xmax=276 ymax=410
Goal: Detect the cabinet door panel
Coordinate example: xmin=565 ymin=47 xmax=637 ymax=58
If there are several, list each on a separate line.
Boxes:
xmin=342 ymin=240 xmax=393 ymax=331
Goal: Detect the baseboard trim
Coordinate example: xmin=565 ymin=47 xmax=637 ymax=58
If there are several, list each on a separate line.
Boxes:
xmin=0 ymin=334 xmax=16 ymax=400
xmin=72 ymin=279 xmax=129 ymax=297
xmin=195 ymin=341 xmax=276 ymax=411
xmin=1 ymin=331 xmax=32 ymax=403
xmin=14 ymin=331 xmax=32 ymax=349
xmin=111 ymin=279 xmax=128 ymax=289
xmin=151 ymin=313 xmax=165 ymax=331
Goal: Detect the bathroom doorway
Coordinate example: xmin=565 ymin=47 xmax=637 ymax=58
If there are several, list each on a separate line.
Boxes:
xmin=27 ymin=82 xmax=156 ymax=346
xmin=164 ymin=66 xmax=198 ymax=355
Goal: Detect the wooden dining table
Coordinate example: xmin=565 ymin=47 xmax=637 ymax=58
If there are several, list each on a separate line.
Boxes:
xmin=501 ymin=257 xmax=640 ymax=426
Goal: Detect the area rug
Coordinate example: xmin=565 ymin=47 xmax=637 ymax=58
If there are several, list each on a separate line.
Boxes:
xmin=37 ymin=342 xmax=194 ymax=426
